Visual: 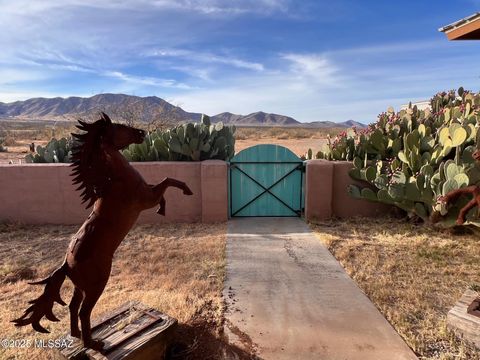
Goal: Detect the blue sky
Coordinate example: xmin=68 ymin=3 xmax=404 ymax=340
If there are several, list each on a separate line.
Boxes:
xmin=1 ymin=0 xmax=479 ymax=123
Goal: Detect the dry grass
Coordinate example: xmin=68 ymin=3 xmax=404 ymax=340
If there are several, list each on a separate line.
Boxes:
xmin=310 ymin=217 xmax=480 ymax=360
xmin=0 ymin=222 xmax=226 ymax=359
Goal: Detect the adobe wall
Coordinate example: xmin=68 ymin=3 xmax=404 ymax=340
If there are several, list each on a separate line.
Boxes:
xmin=0 ymin=160 xmax=228 ymax=224
xmin=305 ymin=160 xmax=390 ymax=221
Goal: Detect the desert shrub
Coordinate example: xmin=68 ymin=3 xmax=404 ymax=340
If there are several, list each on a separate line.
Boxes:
xmin=276 ymin=132 xmax=290 ymax=140
xmin=307 ymin=88 xmax=480 ymax=227
xmin=2 ymin=136 xmax=17 ymax=146
xmin=234 ymin=127 xmax=256 ymax=139
xmin=0 ymin=135 xmax=7 ymax=152
xmin=235 ymin=126 xmax=342 ymax=140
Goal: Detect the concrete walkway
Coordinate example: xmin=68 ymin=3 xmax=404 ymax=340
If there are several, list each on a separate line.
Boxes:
xmin=223 ymin=218 xmax=417 ymax=360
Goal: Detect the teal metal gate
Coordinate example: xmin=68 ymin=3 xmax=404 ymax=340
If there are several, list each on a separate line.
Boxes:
xmin=229 ymin=144 xmax=304 ymax=217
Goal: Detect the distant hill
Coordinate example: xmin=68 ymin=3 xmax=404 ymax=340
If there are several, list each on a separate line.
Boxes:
xmin=212 ymin=111 xmax=299 ymax=126
xmin=0 ymin=93 xmax=366 ymax=128
xmin=0 ymin=94 xmax=202 ymax=123
xmin=303 ymin=119 xmax=367 ymax=128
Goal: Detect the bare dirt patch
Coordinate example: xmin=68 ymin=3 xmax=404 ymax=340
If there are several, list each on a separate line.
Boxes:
xmin=310 ymin=217 xmax=480 ymax=360
xmin=0 ymin=222 xmax=237 ymax=359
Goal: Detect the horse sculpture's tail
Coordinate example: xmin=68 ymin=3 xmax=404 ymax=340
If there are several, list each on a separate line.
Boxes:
xmin=12 ymin=262 xmax=68 ymax=333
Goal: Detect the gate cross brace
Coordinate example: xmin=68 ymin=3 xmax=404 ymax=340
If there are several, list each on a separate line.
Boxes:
xmin=230 ymin=163 xmax=302 ymax=216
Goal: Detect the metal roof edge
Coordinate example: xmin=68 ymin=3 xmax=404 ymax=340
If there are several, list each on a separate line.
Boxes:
xmin=439 ymin=12 xmax=480 ymax=32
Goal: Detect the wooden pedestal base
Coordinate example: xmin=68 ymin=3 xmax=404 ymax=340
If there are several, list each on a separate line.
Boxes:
xmin=447 ymin=289 xmax=480 ymax=348
xmin=59 ymin=302 xmax=177 ymax=360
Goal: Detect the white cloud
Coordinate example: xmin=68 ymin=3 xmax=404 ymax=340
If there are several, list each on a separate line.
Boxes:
xmin=18 ymin=58 xmax=96 ymax=74
xmin=149 ymin=48 xmax=264 ymax=72
xmin=169 ymin=65 xmax=213 ymax=81
xmin=171 ymin=40 xmax=480 ymax=123
xmin=209 ymin=55 xmax=264 ymax=71
xmin=149 ymin=0 xmax=291 ymax=15
xmin=103 ymin=71 xmax=194 ymax=89
xmin=171 ymin=52 xmax=344 ymax=121
xmin=0 ymin=69 xmax=48 ymax=85
xmin=323 ymin=39 xmax=446 ymax=57
xmin=282 ymin=53 xmax=339 ymax=84
xmin=0 ymin=0 xmax=292 ymax=16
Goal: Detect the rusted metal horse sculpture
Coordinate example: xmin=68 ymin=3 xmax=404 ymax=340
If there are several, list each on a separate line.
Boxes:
xmin=13 ymin=113 xmax=193 ymax=350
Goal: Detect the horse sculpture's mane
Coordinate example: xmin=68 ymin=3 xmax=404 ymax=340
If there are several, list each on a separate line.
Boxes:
xmin=70 ymin=114 xmax=112 ymax=209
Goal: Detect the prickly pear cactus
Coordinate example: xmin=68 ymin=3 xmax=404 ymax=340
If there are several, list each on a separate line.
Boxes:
xmin=25 ymin=137 xmax=74 ymax=163
xmin=341 ymin=88 xmax=480 ymax=227
xmin=122 ymin=114 xmax=236 ymax=162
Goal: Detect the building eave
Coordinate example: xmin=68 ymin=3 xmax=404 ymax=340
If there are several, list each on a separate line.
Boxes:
xmin=439 ymin=12 xmax=480 ymax=40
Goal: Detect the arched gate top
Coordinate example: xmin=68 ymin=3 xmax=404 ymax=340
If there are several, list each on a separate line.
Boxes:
xmin=230 ymin=144 xmax=302 ymax=163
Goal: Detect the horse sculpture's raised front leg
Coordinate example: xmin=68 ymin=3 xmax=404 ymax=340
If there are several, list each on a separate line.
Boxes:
xmin=148 ymin=177 xmax=193 ymax=215
xmin=431 ymin=151 xmax=480 ymax=225
xmin=438 ymin=185 xmax=480 ymax=225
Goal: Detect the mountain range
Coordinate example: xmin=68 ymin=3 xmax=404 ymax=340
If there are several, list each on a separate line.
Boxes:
xmin=0 ymin=93 xmax=366 ymax=128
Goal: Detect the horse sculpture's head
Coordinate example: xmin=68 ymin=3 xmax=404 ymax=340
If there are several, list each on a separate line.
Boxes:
xmin=70 ymin=112 xmax=146 ymax=208
xmin=97 ymin=112 xmax=146 ymax=150
xmin=74 ymin=112 xmax=146 ymax=151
